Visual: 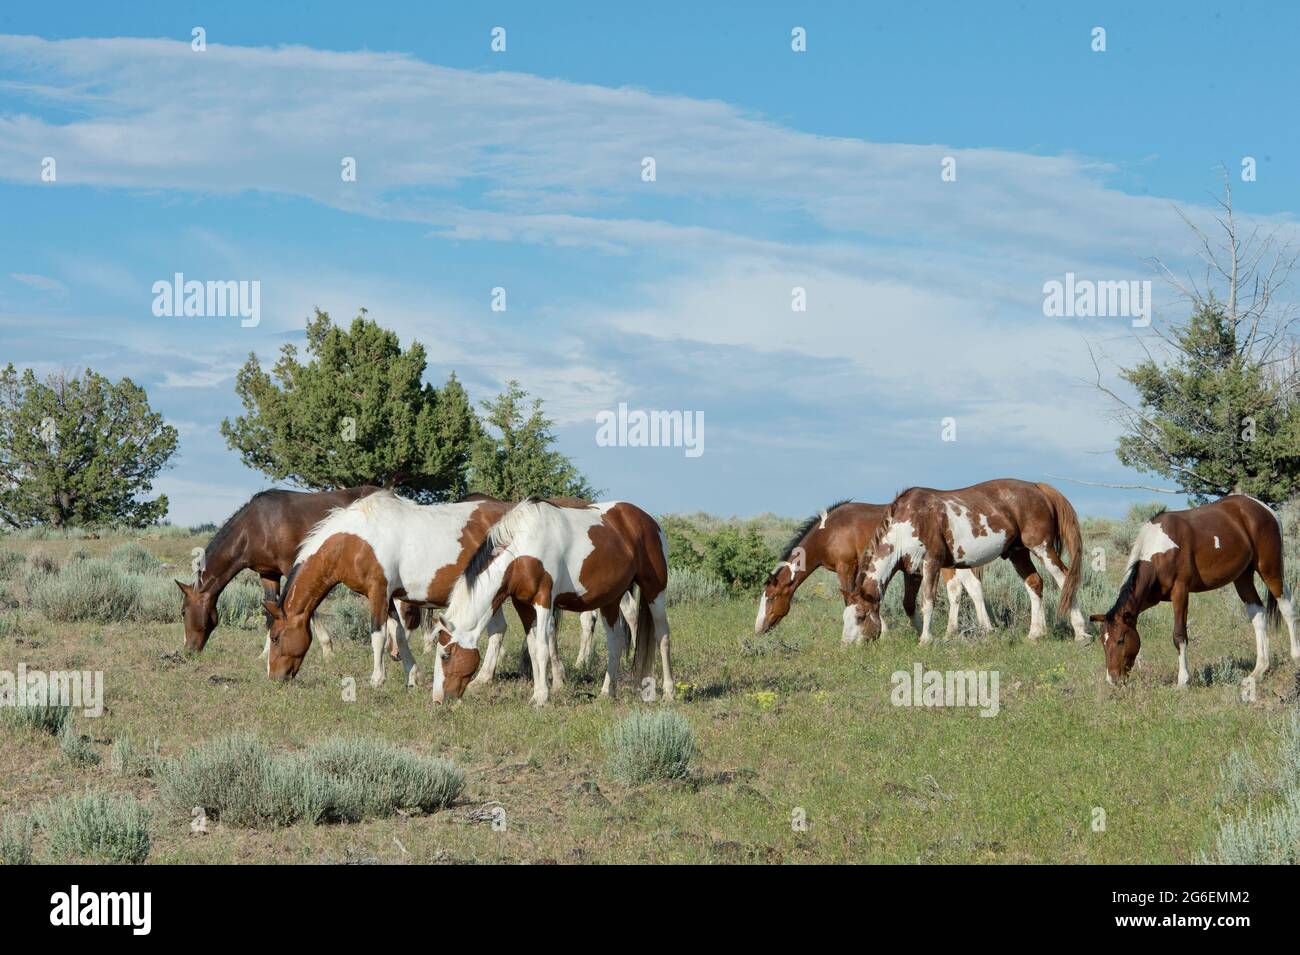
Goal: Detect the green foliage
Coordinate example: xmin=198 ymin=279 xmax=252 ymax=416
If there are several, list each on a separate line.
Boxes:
xmin=605 ymin=710 xmax=697 ymax=783
xmin=220 ymin=309 xmax=480 ymax=502
xmin=35 ymin=791 xmax=151 ymax=864
xmin=27 ymin=559 xmax=140 ymax=622
xmin=666 ymin=566 xmax=727 ymax=606
xmin=58 ymin=718 xmax=101 ymax=767
xmin=216 ymin=575 xmax=267 ymax=629
xmin=108 ymin=541 xmax=161 ymax=574
xmin=110 ymin=735 xmax=161 ymax=778
xmin=0 ymin=363 xmax=176 ymax=528
xmin=0 ymin=813 xmax=35 ymax=865
xmin=468 ymin=380 xmax=598 ymax=499
xmin=701 ymin=525 xmax=776 ymax=591
xmin=327 ymin=592 xmax=374 ymax=642
xmin=0 ymin=549 xmax=23 ymax=579
xmin=156 ymin=733 xmax=464 ymax=828
xmin=1 ymin=700 xmax=71 ymax=736
xmin=660 ymin=518 xmax=706 ymax=573
xmin=1116 ymin=301 xmax=1300 ymax=503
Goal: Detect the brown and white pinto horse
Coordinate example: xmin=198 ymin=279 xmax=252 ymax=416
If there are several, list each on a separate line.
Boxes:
xmin=433 ymin=499 xmax=672 ymax=706
xmin=1091 ymin=495 xmax=1299 ymax=689
xmin=844 ymin=479 xmax=1089 ymax=644
xmin=264 ymin=491 xmax=525 ymax=687
xmin=754 ymin=501 xmax=992 ymax=638
xmin=177 ymin=486 xmax=381 ymax=655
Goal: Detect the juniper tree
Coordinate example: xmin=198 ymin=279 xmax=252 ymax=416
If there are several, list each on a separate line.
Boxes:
xmin=0 ymin=365 xmax=177 ymax=527
xmin=1094 ymin=171 xmax=1300 ymax=503
xmin=220 ymin=309 xmax=480 ymax=501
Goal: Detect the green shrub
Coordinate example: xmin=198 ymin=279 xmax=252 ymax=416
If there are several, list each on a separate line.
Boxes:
xmin=327 ymin=593 xmax=374 ymax=642
xmin=701 ymin=526 xmax=775 ymax=591
xmin=108 ymin=541 xmax=161 ymax=574
xmin=0 ymin=813 xmax=35 ymax=865
xmin=155 ymin=733 xmax=463 ymax=828
xmin=302 ymin=737 xmax=465 ymax=818
xmin=605 ymin=710 xmax=696 ymax=783
xmin=216 ymin=577 xmax=267 ymax=629
xmin=128 ymin=573 xmax=179 ymax=622
xmin=661 ymin=519 xmax=706 ymax=573
xmin=27 ymin=559 xmax=137 ymax=622
xmin=0 ymin=612 xmax=18 ymax=639
xmin=35 ymin=791 xmax=151 ymax=864
xmin=0 ymin=549 xmax=24 ymax=580
xmin=666 ymin=566 xmax=727 ymax=606
xmin=110 ymin=735 xmax=160 ymax=778
xmin=58 ymin=719 xmax=101 ymax=767
xmin=1 ymin=700 xmax=72 ymax=736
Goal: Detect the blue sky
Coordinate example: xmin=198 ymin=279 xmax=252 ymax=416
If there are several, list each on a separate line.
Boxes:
xmin=2 ymin=1 xmax=1298 ymax=525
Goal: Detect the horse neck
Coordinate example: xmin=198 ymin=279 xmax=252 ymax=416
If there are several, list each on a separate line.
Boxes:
xmin=1113 ymin=562 xmax=1158 ymax=618
xmin=448 ymin=553 xmax=511 ymax=635
xmin=783 ymin=527 xmax=830 ymax=586
xmin=197 ymin=541 xmax=246 ymax=595
xmin=281 ymin=552 xmax=340 ymax=621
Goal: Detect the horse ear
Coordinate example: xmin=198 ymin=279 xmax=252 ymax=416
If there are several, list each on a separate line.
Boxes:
xmin=1089 ymin=613 xmax=1107 ymax=623
xmin=264 ymin=599 xmax=284 ymax=620
xmin=176 ymin=580 xmax=194 ymax=597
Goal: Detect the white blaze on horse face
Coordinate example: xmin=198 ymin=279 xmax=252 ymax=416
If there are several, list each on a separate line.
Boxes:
xmin=944 ymin=503 xmax=1006 ymax=566
xmin=1125 ymin=521 xmax=1178 ymax=570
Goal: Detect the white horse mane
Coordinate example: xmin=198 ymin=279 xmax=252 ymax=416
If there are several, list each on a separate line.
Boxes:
xmin=295 ymin=488 xmax=415 ymax=564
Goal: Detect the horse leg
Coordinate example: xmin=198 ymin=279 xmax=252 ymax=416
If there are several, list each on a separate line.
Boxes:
xmin=600 ymin=605 xmax=627 ymax=699
xmin=1254 ymin=536 xmax=1300 ymax=661
xmin=527 ymin=604 xmax=553 ymax=706
xmin=388 ymin=614 xmax=419 ymax=688
xmin=1034 ymin=543 xmax=1089 ymax=641
xmin=548 ymin=609 xmax=566 ymax=692
xmin=367 ymin=593 xmax=390 ymax=687
xmin=918 ymin=560 xmax=940 ymax=645
xmin=943 ymin=568 xmax=962 ymax=634
xmin=902 ymin=572 xmax=922 ymax=634
xmin=1009 ymin=548 xmax=1045 ymax=640
xmin=1234 ymin=572 xmax=1270 ymax=688
xmin=649 ymin=591 xmax=674 ymax=701
xmin=576 ymin=610 xmax=598 ymax=668
xmin=469 ymin=608 xmax=510 ymax=689
xmin=259 ymin=573 xmax=280 ymax=659
xmin=958 ymin=568 xmax=993 ymax=633
xmin=1170 ymin=583 xmax=1190 ymax=688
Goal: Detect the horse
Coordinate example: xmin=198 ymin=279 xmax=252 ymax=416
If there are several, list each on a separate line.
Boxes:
xmin=176 ymin=486 xmax=382 ymax=656
xmin=754 ymin=500 xmax=992 ymax=638
xmin=262 ymin=490 xmax=538 ymax=687
xmin=844 ymin=479 xmax=1088 ymax=644
xmin=435 ymin=494 xmax=628 ymax=689
xmin=1091 ymin=495 xmax=1300 ymax=689
xmin=432 ymin=498 xmax=671 ymax=707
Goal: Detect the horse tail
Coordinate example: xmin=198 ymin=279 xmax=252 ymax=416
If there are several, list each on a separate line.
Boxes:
xmin=1037 ymin=482 xmax=1083 ymax=620
xmin=631 ymin=585 xmax=656 ymax=685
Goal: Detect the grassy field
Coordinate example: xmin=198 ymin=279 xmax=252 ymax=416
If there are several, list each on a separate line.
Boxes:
xmin=2 ymin=515 xmax=1299 ymax=864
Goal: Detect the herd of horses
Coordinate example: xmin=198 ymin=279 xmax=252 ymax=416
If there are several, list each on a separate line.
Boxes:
xmin=176 ymin=478 xmax=1300 ymax=704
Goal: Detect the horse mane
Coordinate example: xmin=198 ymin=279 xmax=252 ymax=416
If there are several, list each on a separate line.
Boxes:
xmin=1106 ymin=563 xmax=1141 ymax=618
xmin=455 ymin=496 xmax=551 ymax=600
xmin=295 ymin=488 xmax=407 ymax=565
xmin=777 ymin=499 xmax=854 ymax=564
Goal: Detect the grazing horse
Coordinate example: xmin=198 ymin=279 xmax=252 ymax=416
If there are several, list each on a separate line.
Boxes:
xmin=754 ymin=500 xmax=992 ymax=637
xmin=432 ymin=499 xmax=672 ymax=706
xmin=264 ymin=491 xmax=527 ymax=687
xmin=1091 ymin=495 xmax=1299 ymax=689
xmin=176 ymin=486 xmax=382 ymax=655
xmin=844 ymin=479 xmax=1088 ymax=644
